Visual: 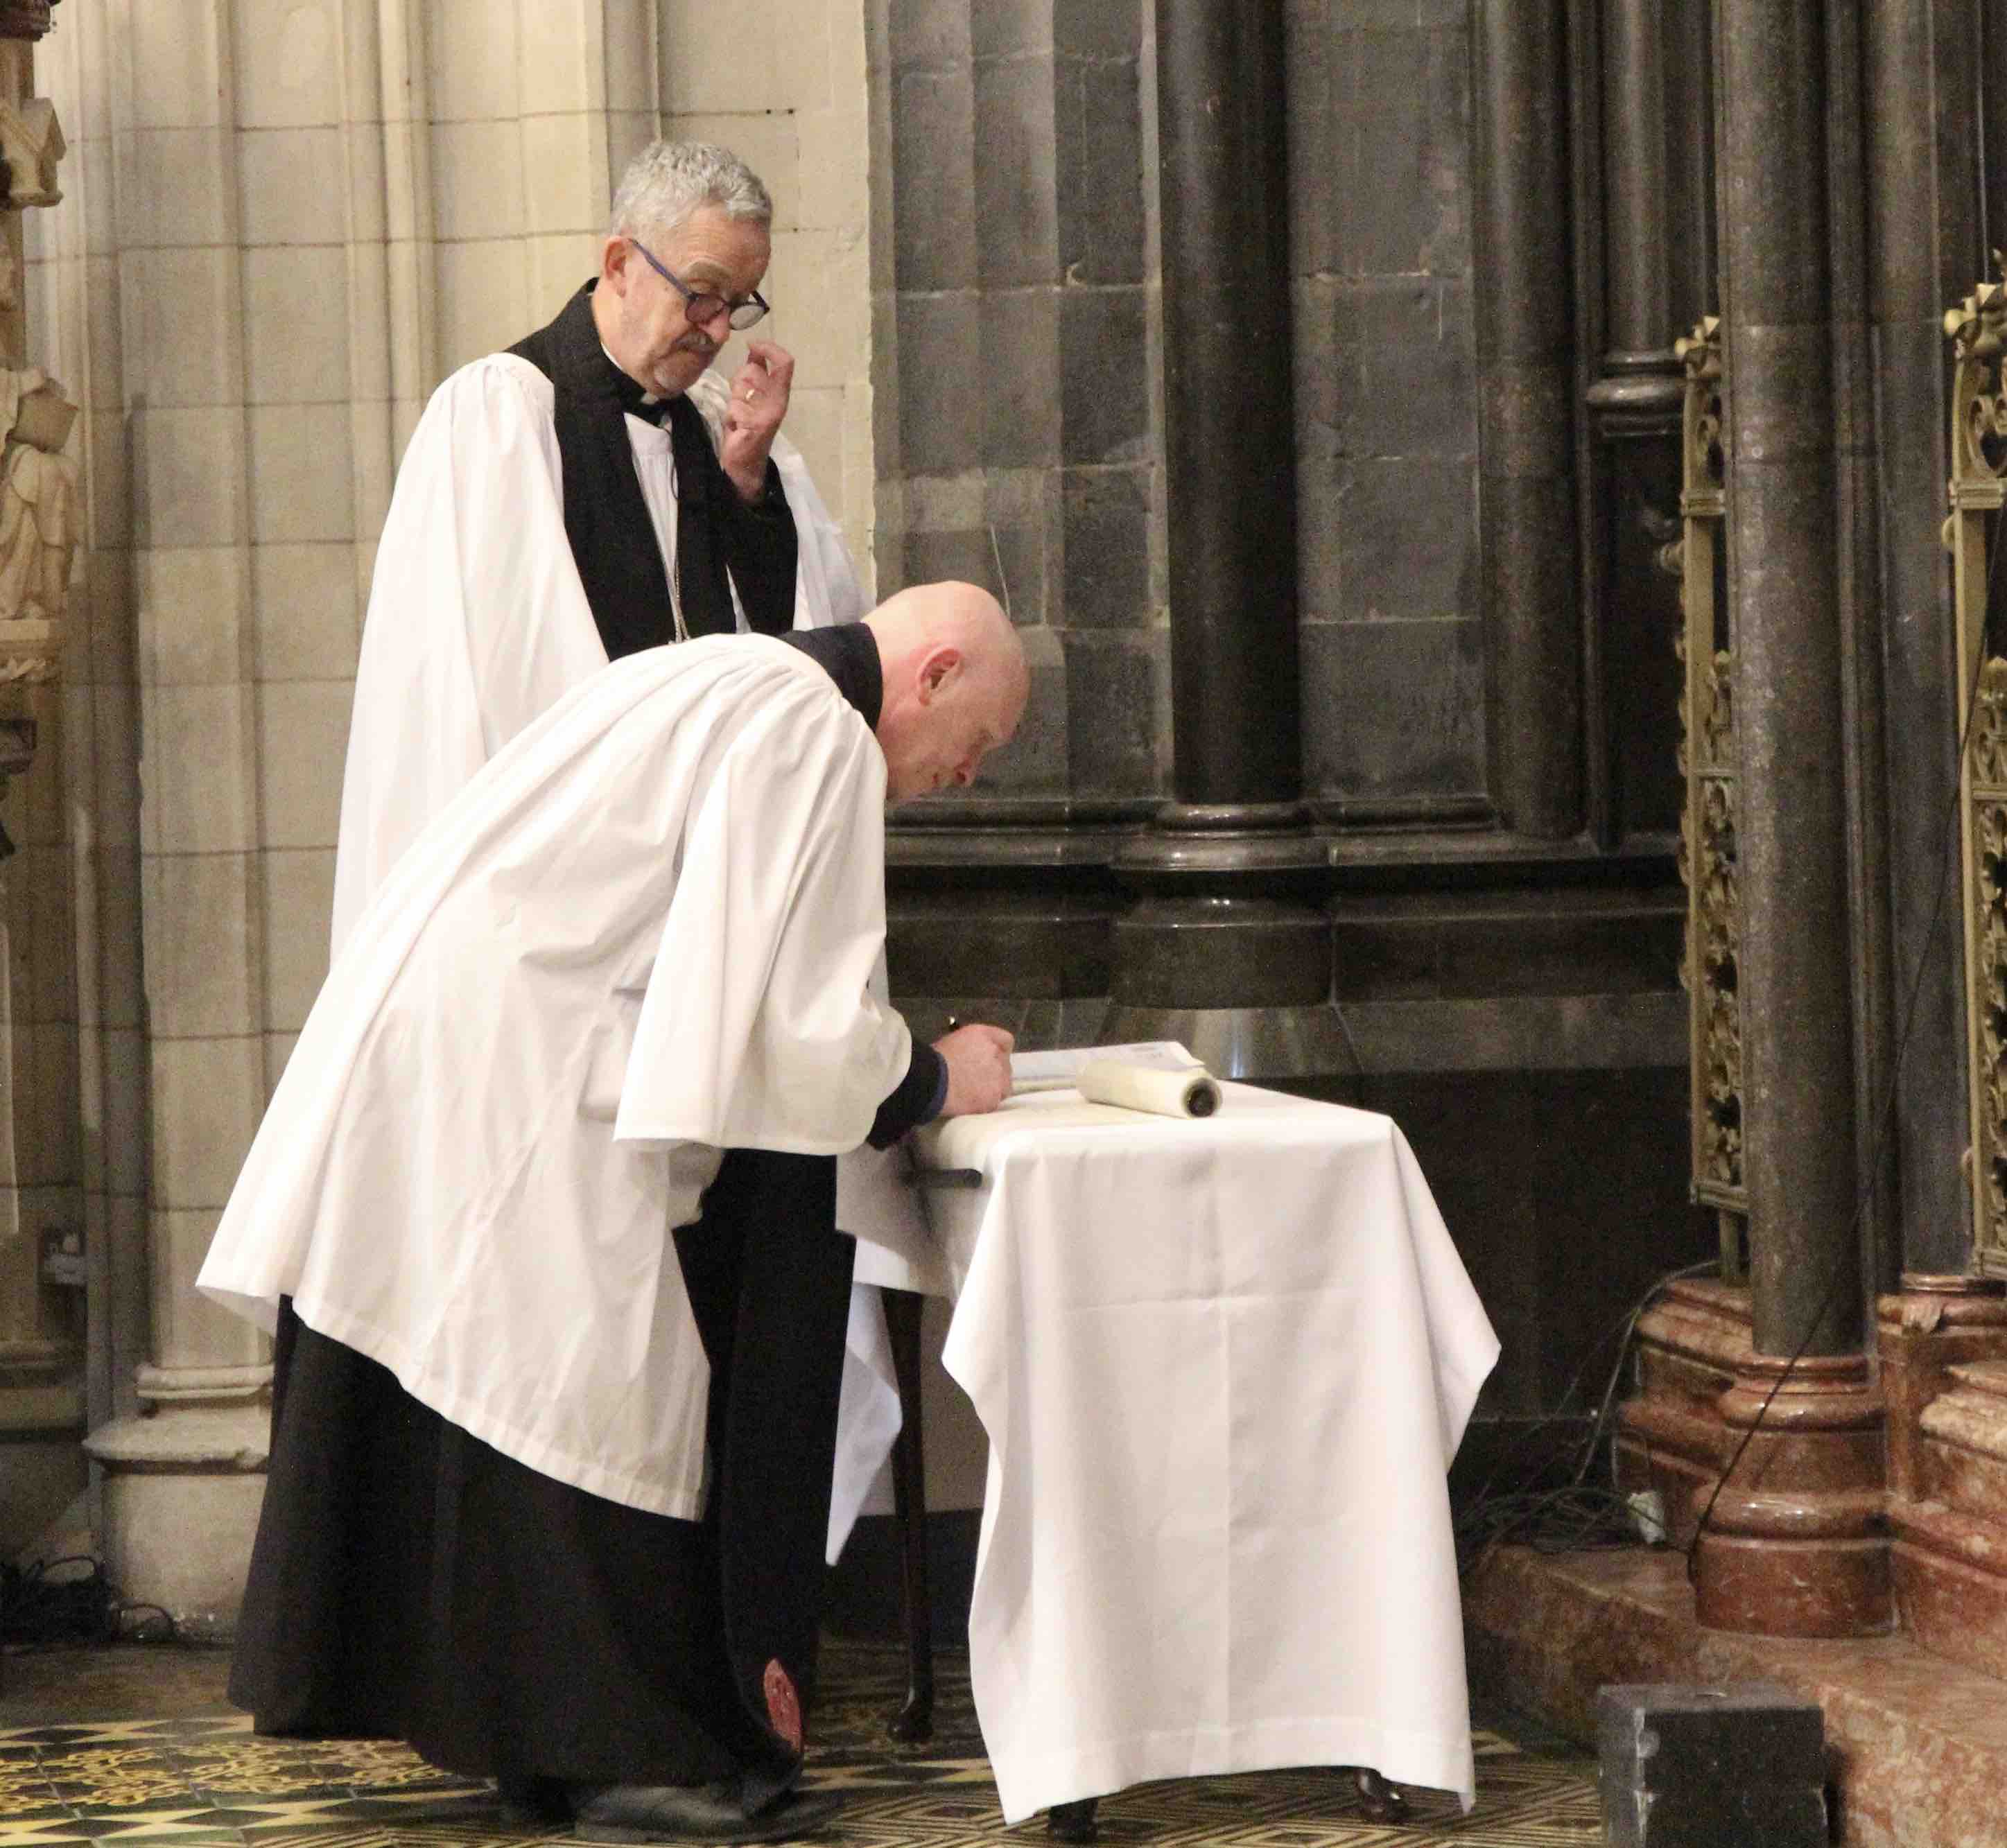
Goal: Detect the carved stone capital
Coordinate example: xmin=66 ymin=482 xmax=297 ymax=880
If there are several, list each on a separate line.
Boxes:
xmin=0 ymin=614 xmax=60 ymax=685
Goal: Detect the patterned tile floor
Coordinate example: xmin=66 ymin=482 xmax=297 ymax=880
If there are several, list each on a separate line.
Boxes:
xmin=0 ymin=1640 xmax=1599 ymax=1846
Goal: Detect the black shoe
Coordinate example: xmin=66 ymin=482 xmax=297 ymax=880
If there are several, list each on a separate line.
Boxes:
xmin=1349 ymin=1767 xmax=1408 ymax=1822
xmin=1046 ymin=1797 xmax=1098 ymax=1842
xmin=572 ymin=1781 xmax=844 ymax=1844
xmin=497 ymin=1773 xmax=574 ymax=1829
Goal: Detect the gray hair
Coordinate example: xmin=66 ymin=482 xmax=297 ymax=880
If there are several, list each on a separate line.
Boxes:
xmin=609 ymin=141 xmax=772 ymax=243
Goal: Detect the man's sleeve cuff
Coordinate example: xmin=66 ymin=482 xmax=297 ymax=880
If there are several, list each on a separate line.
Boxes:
xmin=867 ymin=1040 xmax=948 ymax=1149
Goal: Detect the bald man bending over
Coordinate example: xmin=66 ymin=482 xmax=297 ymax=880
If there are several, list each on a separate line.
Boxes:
xmin=200 ymin=584 xmax=1026 ymax=1844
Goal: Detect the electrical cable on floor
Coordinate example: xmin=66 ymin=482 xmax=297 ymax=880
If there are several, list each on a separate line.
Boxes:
xmin=1454 ymin=1257 xmax=1719 ymax=1576
xmin=1 ymin=1554 xmax=177 ymax=1648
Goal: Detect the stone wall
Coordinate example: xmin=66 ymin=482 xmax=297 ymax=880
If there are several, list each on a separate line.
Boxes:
xmin=874 ymin=0 xmax=1165 ymax=803
xmin=0 ymin=19 xmax=87 ymax=1558
xmin=659 ymin=0 xmax=877 ymax=586
xmin=871 ymin=0 xmax=1484 ymax=816
xmin=1290 ymin=0 xmax=1484 ymax=819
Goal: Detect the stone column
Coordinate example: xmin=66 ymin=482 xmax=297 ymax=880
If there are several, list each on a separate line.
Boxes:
xmin=0 ymin=11 xmax=87 ymax=1564
xmin=0 ymin=712 xmax=85 ymax=1560
xmin=1691 ymin=0 xmax=1884 ymax=1637
xmin=25 ymin=0 xmax=151 ymax=1481
xmin=1579 ymin=0 xmax=1698 ymax=848
xmin=1153 ymin=1 xmax=1296 ymax=810
xmin=1101 ymin=0 xmax=1337 ymax=1079
xmin=1597 ymin=0 xmax=1677 ymax=381
xmin=1988 ymin=10 xmax=2007 ymax=259
xmin=1862 ymin=0 xmax=1981 ymax=1279
xmin=1471 ymin=0 xmax=1581 ymax=839
xmin=79 ymin=0 xmax=271 ymax=1638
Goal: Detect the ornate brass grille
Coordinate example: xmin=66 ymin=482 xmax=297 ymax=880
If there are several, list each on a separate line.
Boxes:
xmin=1664 ymin=316 xmax=1745 ymax=1278
xmin=1947 ymin=265 xmax=2007 ymax=1268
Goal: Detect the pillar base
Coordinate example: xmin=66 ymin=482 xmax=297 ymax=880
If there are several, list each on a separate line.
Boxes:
xmin=0 ymin=1387 xmax=85 ymax=1562
xmin=1613 ymin=1278 xmax=1748 ymax=1549
xmin=1105 ymin=817 xmax=1341 ymax=1084
xmin=84 ymin=1374 xmax=268 ymax=1641
xmin=0 ymin=1341 xmax=86 ymax=1560
xmin=1878 ymin=1278 xmax=2007 ymax=1681
xmin=1689 ymin=1350 xmax=1891 ymax=1638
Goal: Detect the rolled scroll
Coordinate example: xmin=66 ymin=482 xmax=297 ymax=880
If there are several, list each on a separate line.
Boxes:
xmin=1075 ymin=1056 xmax=1222 ymax=1119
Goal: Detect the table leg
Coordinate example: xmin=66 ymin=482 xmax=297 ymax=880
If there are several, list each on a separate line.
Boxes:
xmin=1047 ymin=1798 xmax=1099 ymax=1841
xmin=883 ymin=1287 xmax=934 ymax=1743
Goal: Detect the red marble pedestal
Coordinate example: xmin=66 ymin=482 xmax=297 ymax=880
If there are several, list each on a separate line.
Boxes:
xmin=1880 ymin=1277 xmax=2007 ymax=1681
xmin=1689 ymin=1349 xmax=1890 ymax=1637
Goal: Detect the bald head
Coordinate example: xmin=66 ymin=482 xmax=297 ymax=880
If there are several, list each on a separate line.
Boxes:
xmin=862 ymin=582 xmax=1027 ymax=802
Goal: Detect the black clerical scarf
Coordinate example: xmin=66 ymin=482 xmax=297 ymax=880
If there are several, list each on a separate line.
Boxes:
xmin=509 ymin=282 xmax=798 ymax=660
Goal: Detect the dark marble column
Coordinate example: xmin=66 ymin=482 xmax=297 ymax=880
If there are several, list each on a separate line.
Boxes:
xmin=1718 ymin=0 xmax=1859 ymax=1360
xmin=1691 ymin=0 xmax=1886 ymax=1639
xmin=1986 ymin=6 xmax=2007 ymax=259
xmin=1580 ymin=0 xmax=1706 ymax=848
xmin=1471 ymin=1 xmax=1582 ymax=840
xmin=1154 ymin=0 xmax=1298 ymax=809
xmin=1846 ymin=0 xmax=1974 ymax=1284
xmin=1598 ymin=0 xmax=1674 ymax=379
xmin=1861 ymin=0 xmax=1984 ymax=1280
xmin=1102 ymin=0 xmax=1337 ymax=1078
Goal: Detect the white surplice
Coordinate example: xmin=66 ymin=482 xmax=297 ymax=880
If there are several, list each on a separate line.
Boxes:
xmin=200 ymin=639 xmax=910 ymax=1519
xmin=324 ymin=351 xmax=928 ymax=1548
xmin=914 ymin=1086 xmax=1500 ymax=1820
xmin=329 ymin=358 xmax=864 ymax=948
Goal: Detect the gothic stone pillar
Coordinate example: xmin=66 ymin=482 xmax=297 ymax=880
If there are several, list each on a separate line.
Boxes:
xmin=1689 ymin=0 xmax=1885 ymax=1637
xmin=0 ymin=5 xmax=86 ymax=1564
xmin=1102 ymin=0 xmax=1340 ymax=1080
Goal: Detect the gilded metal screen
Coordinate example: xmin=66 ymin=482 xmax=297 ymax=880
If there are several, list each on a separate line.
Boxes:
xmin=1947 ymin=268 xmax=2007 ymax=1268
xmin=1667 ymin=317 xmax=1746 ymax=1279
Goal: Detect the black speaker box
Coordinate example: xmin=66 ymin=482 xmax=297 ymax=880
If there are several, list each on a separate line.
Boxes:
xmin=1595 ymin=1682 xmax=1827 ymax=1848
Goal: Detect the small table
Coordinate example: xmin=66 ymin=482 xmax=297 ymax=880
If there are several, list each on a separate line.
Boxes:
xmin=886 ymin=1082 xmax=1498 ymax=1827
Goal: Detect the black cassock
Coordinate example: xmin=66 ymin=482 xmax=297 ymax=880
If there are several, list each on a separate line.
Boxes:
xmin=229 ymin=289 xmax=941 ymax=1801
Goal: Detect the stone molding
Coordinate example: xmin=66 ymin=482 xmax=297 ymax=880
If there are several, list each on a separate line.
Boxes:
xmin=1622 ymin=1278 xmax=2007 ymax=1662
xmin=1620 ymin=1279 xmax=1893 ymax=1638
xmin=83 ymin=1402 xmax=267 ymax=1471
xmin=1878 ymin=1280 xmax=2007 ymax=1681
xmin=1690 ymin=1349 xmax=1891 ymax=1637
xmin=1614 ymin=1277 xmax=1746 ymax=1549
xmin=133 ymin=1359 xmax=270 ymax=1407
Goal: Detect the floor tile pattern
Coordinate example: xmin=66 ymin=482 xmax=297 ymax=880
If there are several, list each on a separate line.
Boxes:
xmin=0 ymin=1643 xmax=1598 ymax=1846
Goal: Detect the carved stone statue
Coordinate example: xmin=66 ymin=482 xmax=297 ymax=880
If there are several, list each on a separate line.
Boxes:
xmin=0 ymin=366 xmax=77 ymax=684
xmin=0 ymin=95 xmax=62 ymax=208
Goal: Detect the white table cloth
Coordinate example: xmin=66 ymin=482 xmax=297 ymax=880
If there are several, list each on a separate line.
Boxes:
xmin=910 ymin=1082 xmax=1500 ymax=1822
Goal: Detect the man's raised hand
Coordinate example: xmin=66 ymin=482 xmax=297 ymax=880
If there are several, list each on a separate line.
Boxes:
xmin=721 ymin=338 xmax=794 ymax=502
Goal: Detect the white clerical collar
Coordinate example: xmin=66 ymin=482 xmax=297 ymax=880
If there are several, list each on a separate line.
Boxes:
xmin=601 ymin=339 xmax=659 ymax=406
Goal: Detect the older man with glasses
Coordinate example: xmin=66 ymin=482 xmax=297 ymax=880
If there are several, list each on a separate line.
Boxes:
xmin=329 ymin=140 xmax=846 ymax=942
xmin=234 ymin=141 xmax=975 ymax=1845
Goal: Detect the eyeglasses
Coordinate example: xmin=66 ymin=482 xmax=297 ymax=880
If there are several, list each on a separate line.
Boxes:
xmin=627 ymin=237 xmax=770 ymax=331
